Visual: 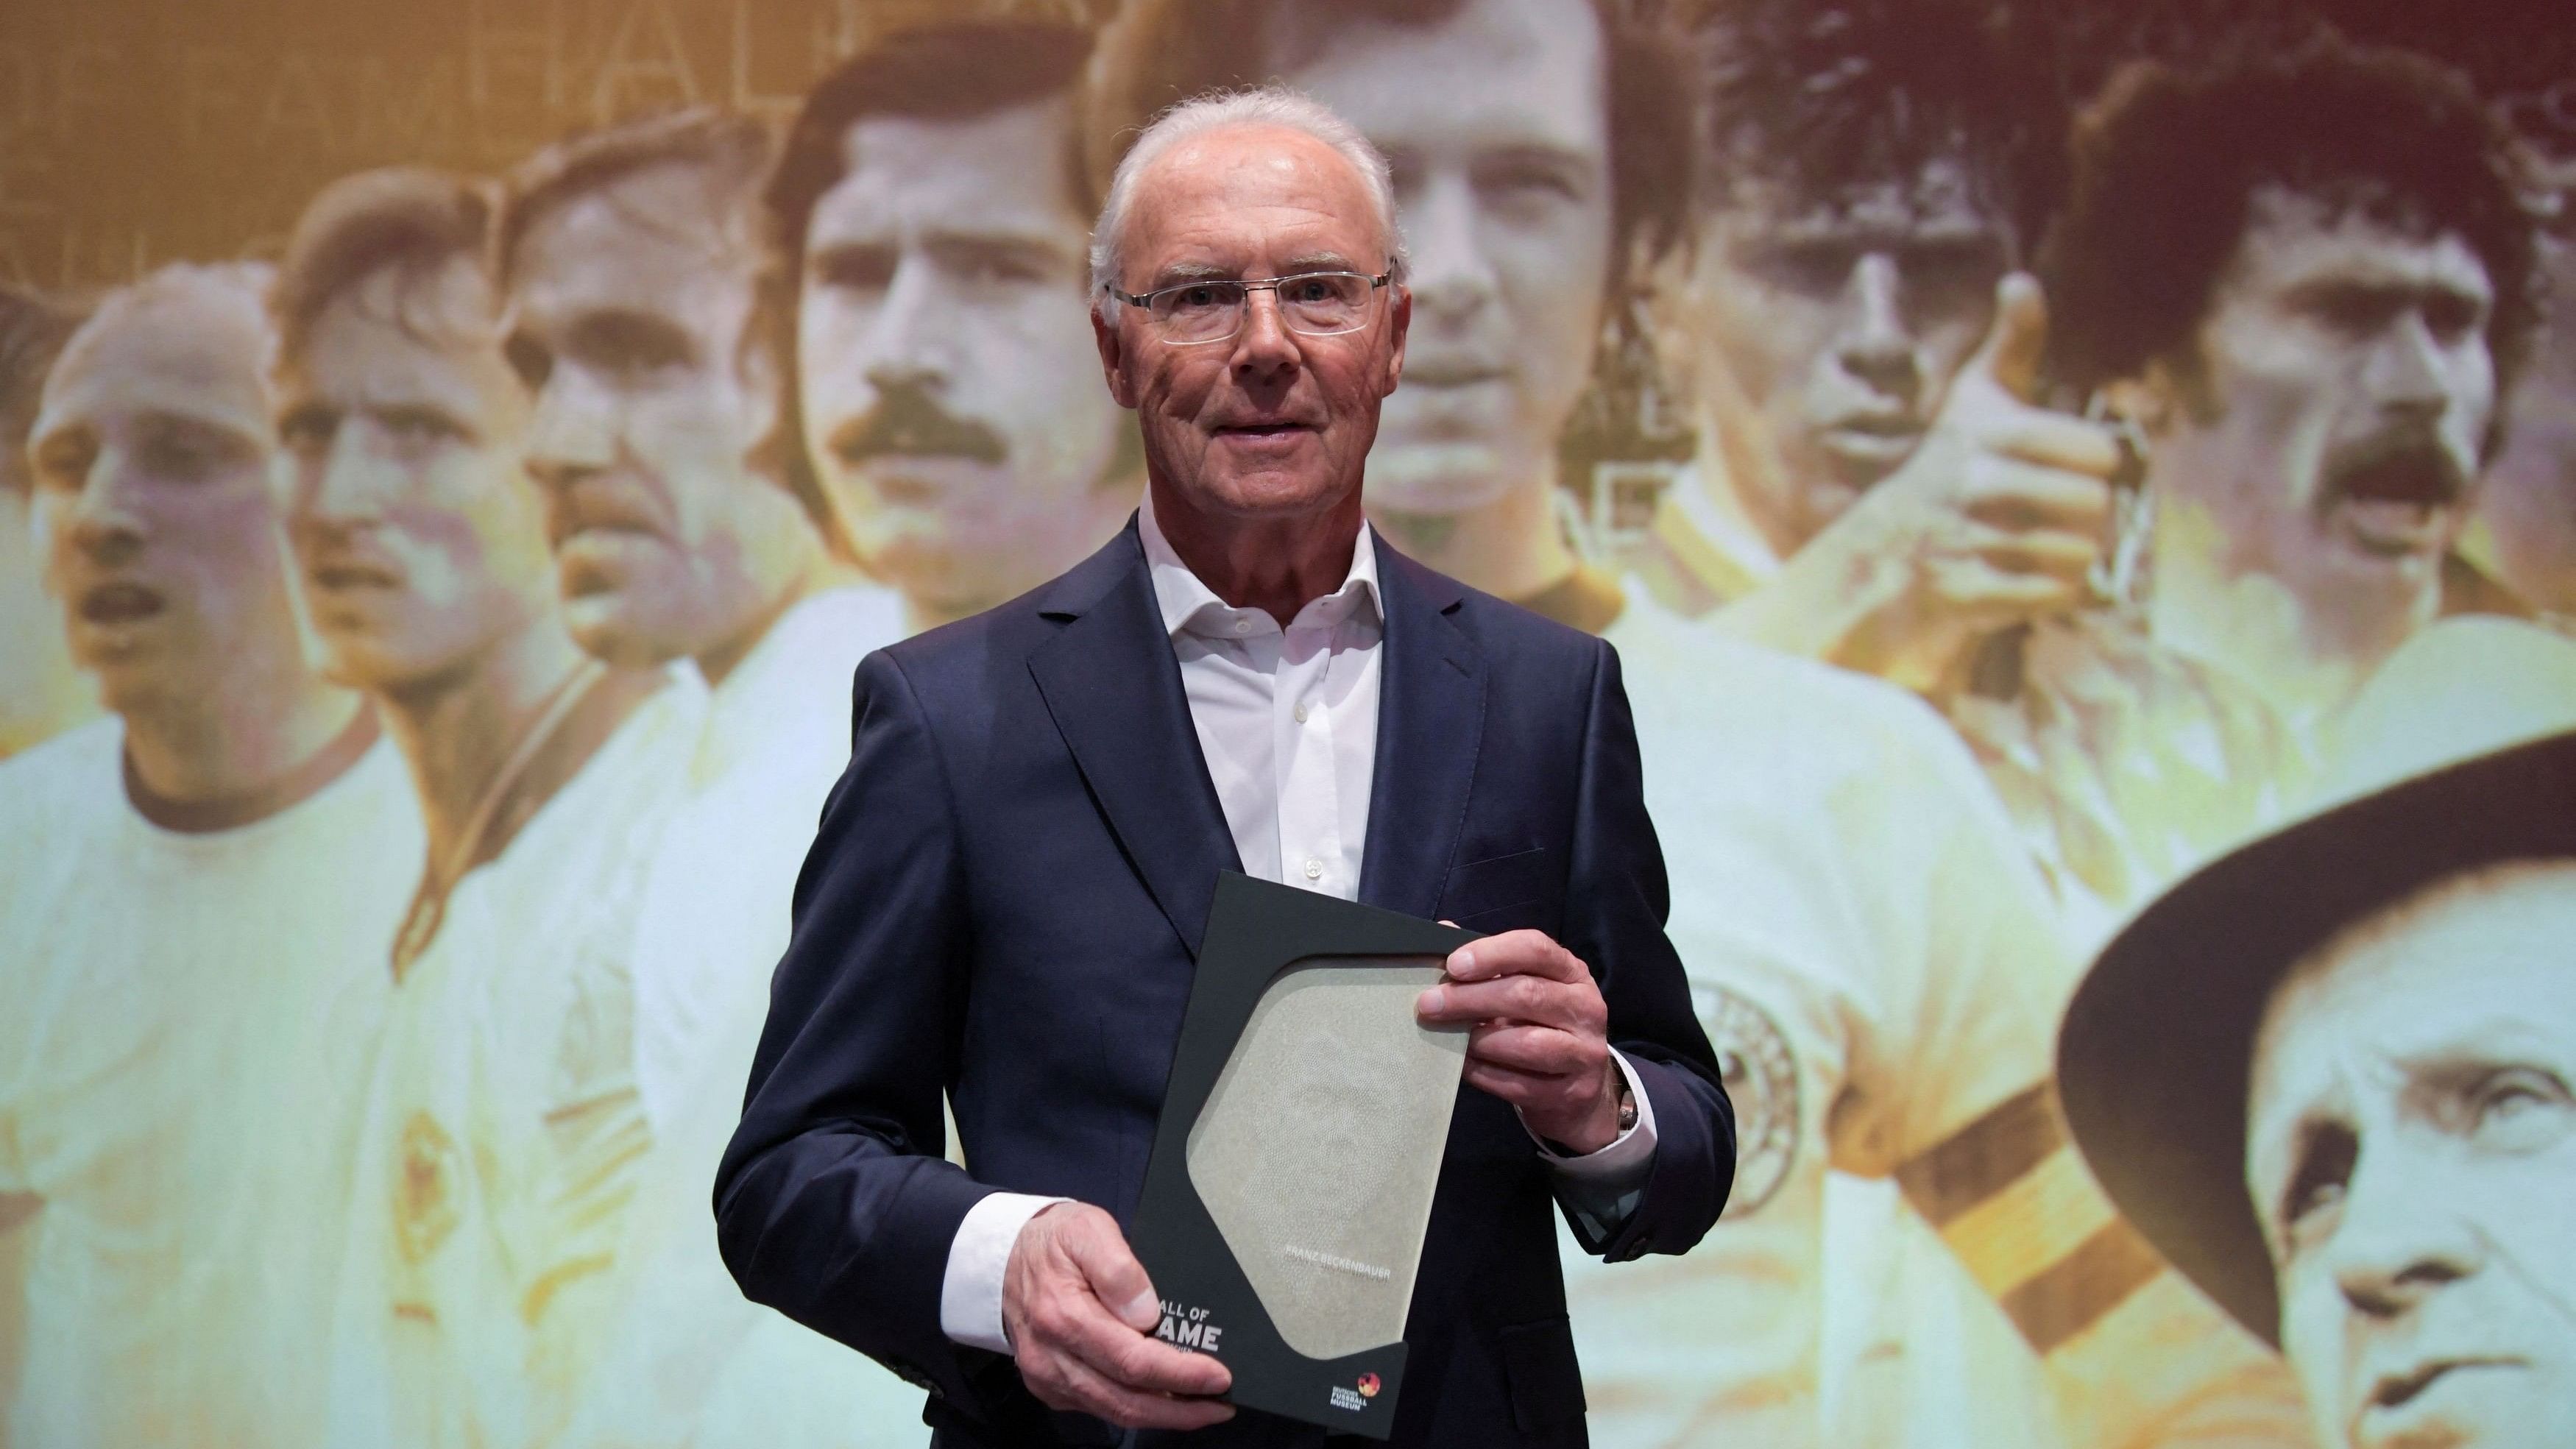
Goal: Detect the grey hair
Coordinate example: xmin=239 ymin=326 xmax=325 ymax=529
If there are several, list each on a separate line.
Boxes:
xmin=1089 ymin=85 xmax=1407 ymax=321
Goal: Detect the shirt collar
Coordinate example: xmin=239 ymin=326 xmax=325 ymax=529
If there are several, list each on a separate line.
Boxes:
xmin=1136 ymin=489 xmax=1382 ymax=640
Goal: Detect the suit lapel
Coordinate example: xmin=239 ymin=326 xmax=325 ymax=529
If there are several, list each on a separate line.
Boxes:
xmin=1027 ymin=522 xmax=1242 ymax=955
xmin=1358 ymin=547 xmax=1486 ymax=919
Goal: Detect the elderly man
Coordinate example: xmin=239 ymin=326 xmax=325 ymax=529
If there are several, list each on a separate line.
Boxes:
xmin=0 ymin=265 xmax=423 ymax=1448
xmin=2060 ymin=617 xmax=2576 ymax=1449
xmin=716 ymin=90 xmax=1733 ymax=1447
xmin=263 ymin=169 xmax=710 ymax=1446
xmin=770 ymin=18 xmax=1138 ymax=637
xmin=1090 ymin=0 xmax=1691 ymax=631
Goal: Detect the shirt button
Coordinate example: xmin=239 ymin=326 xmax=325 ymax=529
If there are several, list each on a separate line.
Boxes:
xmin=1233 ymin=618 xmax=1253 ymax=634
xmin=1293 ymin=703 xmax=1309 ymax=724
xmin=1303 ymin=858 xmax=1323 ymax=880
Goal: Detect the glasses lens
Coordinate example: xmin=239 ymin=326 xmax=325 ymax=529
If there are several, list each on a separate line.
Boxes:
xmin=1281 ymin=274 xmax=1370 ymax=336
xmin=1152 ymin=282 xmax=1246 ymax=343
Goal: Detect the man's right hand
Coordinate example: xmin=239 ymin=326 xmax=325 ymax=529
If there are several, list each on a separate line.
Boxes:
xmin=1001 ymin=1201 xmax=1235 ymax=1430
xmin=1718 ymin=272 xmax=2123 ymax=694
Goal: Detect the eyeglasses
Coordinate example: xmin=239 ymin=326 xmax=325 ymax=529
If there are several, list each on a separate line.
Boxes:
xmin=1105 ymin=270 xmax=1391 ymax=345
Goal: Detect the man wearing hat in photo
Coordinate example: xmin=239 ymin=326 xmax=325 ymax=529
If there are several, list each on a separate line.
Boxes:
xmin=2059 ymin=615 xmax=2576 ymax=1449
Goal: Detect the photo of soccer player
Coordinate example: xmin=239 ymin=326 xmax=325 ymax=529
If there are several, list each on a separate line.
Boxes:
xmin=1 ymin=264 xmax=423 ymax=1447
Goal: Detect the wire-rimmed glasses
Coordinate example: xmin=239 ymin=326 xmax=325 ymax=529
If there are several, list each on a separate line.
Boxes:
xmin=1104 ymin=270 xmax=1391 ymax=345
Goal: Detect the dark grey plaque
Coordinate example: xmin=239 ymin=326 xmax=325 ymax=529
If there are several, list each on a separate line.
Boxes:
xmin=1130 ymin=873 xmax=1478 ymax=1439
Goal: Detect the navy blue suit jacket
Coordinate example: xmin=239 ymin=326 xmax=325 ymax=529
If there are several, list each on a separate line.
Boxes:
xmin=715 ymin=520 xmax=1734 ymax=1448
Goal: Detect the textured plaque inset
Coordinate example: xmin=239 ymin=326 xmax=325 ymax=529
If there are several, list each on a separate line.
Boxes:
xmin=1183 ymin=958 xmax=1467 ymax=1360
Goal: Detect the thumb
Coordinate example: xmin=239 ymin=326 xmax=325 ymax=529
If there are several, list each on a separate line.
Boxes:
xmin=1068 ymin=1220 xmax=1163 ymax=1332
xmin=1969 ymin=272 xmax=2049 ymax=403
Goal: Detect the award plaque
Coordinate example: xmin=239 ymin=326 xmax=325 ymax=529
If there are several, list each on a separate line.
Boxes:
xmin=1130 ymin=872 xmax=1478 ymax=1438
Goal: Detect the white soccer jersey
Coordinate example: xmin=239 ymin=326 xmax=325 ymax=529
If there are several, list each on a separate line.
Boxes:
xmin=1575 ymin=603 xmax=2304 ymax=1448
xmin=324 ymin=669 xmax=705 ymax=1448
xmin=0 ymin=715 xmax=423 ymax=1449
xmin=631 ymin=582 xmax=905 ymax=1125
xmin=570 ymin=582 xmax=923 ymax=1445
xmin=1947 ymin=612 xmax=2318 ymax=952
xmin=1569 ymin=604 xmax=2081 ymax=1448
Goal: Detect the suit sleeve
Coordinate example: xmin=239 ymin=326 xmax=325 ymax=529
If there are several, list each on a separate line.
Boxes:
xmin=1560 ymin=637 xmax=1737 ymax=1261
xmin=712 ymin=648 xmax=997 ymax=1406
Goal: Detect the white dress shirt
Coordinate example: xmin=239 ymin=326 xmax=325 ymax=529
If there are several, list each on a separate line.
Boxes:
xmin=937 ymin=500 xmax=1657 ymax=1356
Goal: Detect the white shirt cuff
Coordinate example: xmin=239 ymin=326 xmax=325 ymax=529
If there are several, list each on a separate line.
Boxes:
xmin=1524 ymin=1048 xmax=1658 ymax=1186
xmin=939 ymin=1191 xmax=1070 ymax=1356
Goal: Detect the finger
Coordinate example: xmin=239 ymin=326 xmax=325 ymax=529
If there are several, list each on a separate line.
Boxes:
xmin=1419 ymin=974 xmax=1596 ymax=1031
xmin=1961 ymin=523 xmax=2101 ymax=583
xmin=1462 ymin=1057 xmax=1567 ymax=1110
xmin=1985 ymin=414 xmax=2122 ymax=477
xmin=1961 ymin=461 xmax=2112 ymax=533
xmin=1443 ymin=930 xmax=1584 ymax=984
xmin=1030 ymin=1277 xmax=1234 ymax=1399
xmin=1035 ymin=1349 xmax=1236 ymax=1431
xmin=1469 ymin=1021 xmax=1599 ymax=1078
xmin=1059 ymin=1305 xmax=1234 ymax=1400
xmin=1060 ymin=1216 xmax=1161 ymax=1331
xmin=1922 ymin=557 xmax=2088 ymax=614
xmin=1966 ymin=272 xmax=2048 ymax=403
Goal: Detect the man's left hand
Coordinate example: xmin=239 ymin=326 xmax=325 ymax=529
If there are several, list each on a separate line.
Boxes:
xmin=1415 ymin=929 xmax=1624 ymax=1153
